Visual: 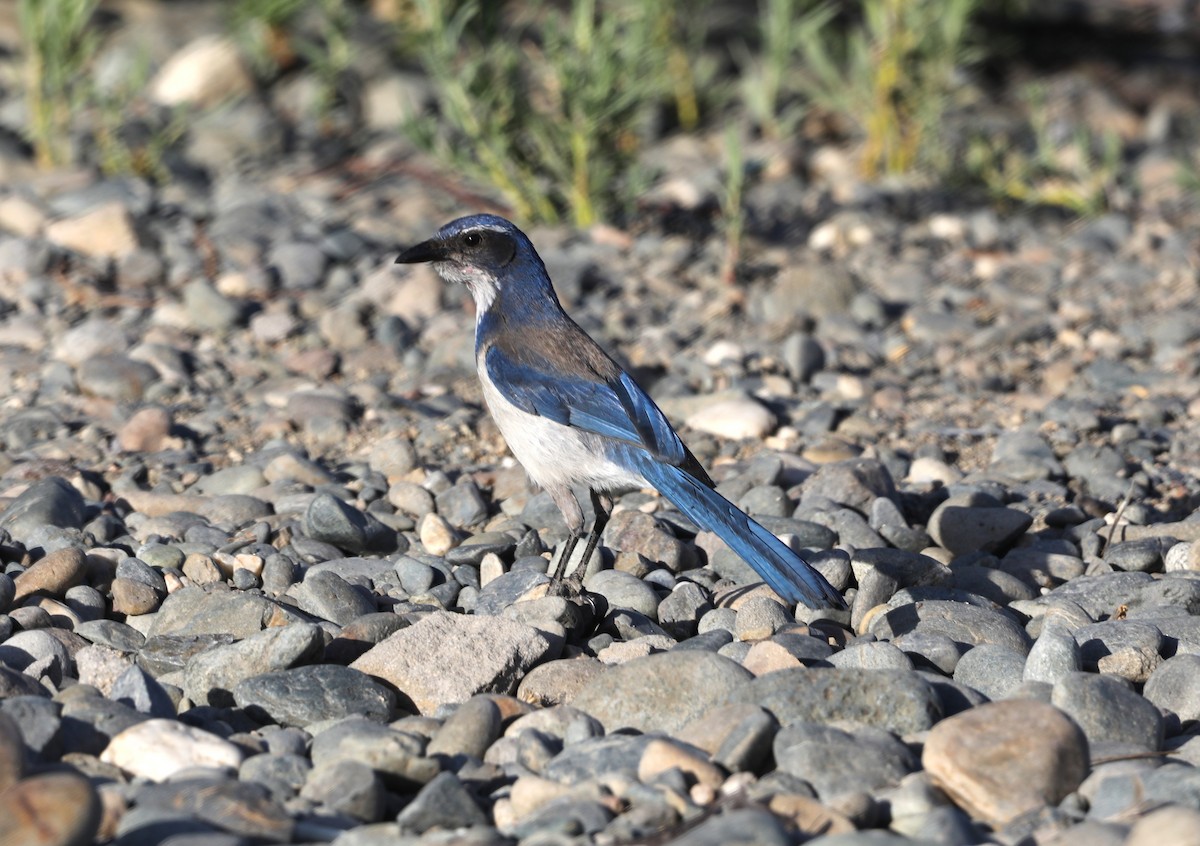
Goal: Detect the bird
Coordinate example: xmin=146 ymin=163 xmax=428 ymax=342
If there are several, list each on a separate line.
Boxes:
xmin=396 ymin=214 xmax=845 ymax=609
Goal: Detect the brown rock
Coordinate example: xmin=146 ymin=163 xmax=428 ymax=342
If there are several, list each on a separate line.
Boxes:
xmin=0 ymin=772 xmax=101 ymax=846
xmin=45 ymin=202 xmax=138 ymax=260
xmin=110 ymin=578 xmax=161 ymax=616
xmin=0 ymin=711 xmax=23 ymax=792
xmin=638 ymin=738 xmax=725 ymax=790
xmin=13 ymin=548 xmax=87 ymax=602
xmin=923 ymin=700 xmax=1088 ymax=826
xmin=767 ymin=793 xmax=856 ymax=838
xmin=117 ymin=407 xmax=175 ymax=453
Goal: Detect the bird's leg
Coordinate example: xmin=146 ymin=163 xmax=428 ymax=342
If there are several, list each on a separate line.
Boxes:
xmin=549 ymin=532 xmax=581 ymax=585
xmin=566 ymin=490 xmax=612 ymax=590
xmin=547 ymin=486 xmax=585 ymax=589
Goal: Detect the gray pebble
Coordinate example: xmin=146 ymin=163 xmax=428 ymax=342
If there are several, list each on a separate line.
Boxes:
xmin=1143 ymin=653 xmax=1200 ymax=723
xmin=954 ymin=644 xmax=1027 ymax=700
xmin=775 ymin=722 xmax=917 ymax=799
xmin=235 ymin=664 xmax=397 ymax=727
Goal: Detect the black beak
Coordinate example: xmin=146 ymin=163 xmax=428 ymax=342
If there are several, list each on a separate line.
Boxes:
xmin=395 ymin=238 xmax=446 ymax=264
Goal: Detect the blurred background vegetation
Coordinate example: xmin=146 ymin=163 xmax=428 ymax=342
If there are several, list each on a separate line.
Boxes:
xmin=8 ymin=0 xmax=1198 ymax=231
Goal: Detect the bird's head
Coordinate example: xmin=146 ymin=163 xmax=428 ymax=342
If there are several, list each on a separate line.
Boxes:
xmin=395 ymin=214 xmax=548 ymax=313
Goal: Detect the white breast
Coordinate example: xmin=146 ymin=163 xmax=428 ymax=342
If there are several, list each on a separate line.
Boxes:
xmin=477 ymin=357 xmax=646 ymax=494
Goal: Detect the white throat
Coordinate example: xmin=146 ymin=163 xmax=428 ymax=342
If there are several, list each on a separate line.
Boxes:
xmin=433 ymin=261 xmax=498 ymax=314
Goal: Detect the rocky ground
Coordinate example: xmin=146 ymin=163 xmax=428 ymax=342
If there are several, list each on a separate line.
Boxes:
xmin=2 ymin=4 xmax=1200 ymax=846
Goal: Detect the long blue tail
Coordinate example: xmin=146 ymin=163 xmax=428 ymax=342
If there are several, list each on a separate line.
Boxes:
xmin=633 ymin=455 xmax=846 ymax=609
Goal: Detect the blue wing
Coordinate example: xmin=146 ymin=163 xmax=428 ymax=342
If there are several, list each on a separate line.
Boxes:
xmin=484 ymin=342 xmax=692 ymax=470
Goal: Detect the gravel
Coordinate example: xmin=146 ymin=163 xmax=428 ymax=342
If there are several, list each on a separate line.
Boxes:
xmin=2 ymin=7 xmax=1200 ymax=845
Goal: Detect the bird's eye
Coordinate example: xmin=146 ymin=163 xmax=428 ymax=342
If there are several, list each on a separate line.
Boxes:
xmin=463 ymin=233 xmax=482 ymax=247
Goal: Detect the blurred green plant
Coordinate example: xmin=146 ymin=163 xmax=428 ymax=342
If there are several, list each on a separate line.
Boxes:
xmin=739 ymin=0 xmax=837 ymax=140
xmin=719 ymin=126 xmax=746 ymax=284
xmin=231 ymin=0 xmax=353 ymax=122
xmin=965 ymin=84 xmax=1123 ymax=216
xmin=405 ymin=0 xmax=705 ymax=227
xmin=790 ymin=0 xmax=982 ymax=177
xmin=18 ymin=0 xmax=100 ymax=169
xmin=93 ymin=54 xmax=188 ymax=183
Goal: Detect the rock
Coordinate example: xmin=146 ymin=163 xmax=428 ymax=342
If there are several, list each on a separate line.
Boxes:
xmin=0 ymin=772 xmax=101 ymax=846
xmin=287 ymin=570 xmax=376 ymax=625
xmin=1125 ymin=805 xmax=1200 ymax=846
xmin=396 ymin=771 xmax=488 ymax=833
xmin=870 ymin=600 xmax=1031 ymax=655
xmin=100 ymin=718 xmax=244 ymax=781
xmin=515 ymin=658 xmax=606 ymax=707
xmin=953 ymin=644 xmax=1027 ymax=700
xmin=1023 ymin=625 xmax=1081 ymax=685
xmin=724 ymin=668 xmax=942 ymax=734
xmin=134 ymin=777 xmax=293 ymax=841
xmin=571 ymin=651 xmax=751 ymax=734
xmin=426 ymin=695 xmax=502 ymax=760
xmin=151 ymin=35 xmax=254 ymax=107
xmin=148 ymin=587 xmax=289 ymax=638
xmin=0 ymin=710 xmax=23 ymax=789
xmin=1050 ymin=672 xmax=1163 ymax=750
xmin=310 ymin=718 xmax=438 ymax=788
xmin=775 ymin=723 xmax=918 ymax=799
xmin=0 ymin=477 xmax=86 ymax=545
xmin=686 ymin=398 xmax=775 ymax=440
xmin=655 ymin=808 xmax=790 ymax=846
xmin=183 ymin=622 xmax=324 ymax=707
xmin=235 ymin=664 xmax=397 ymax=727
xmin=677 ymin=702 xmax=777 ymax=773
xmin=927 ymin=496 xmax=1033 ymax=555
xmin=301 ymin=759 xmax=385 ymax=822
xmin=351 ymin=611 xmax=553 ymax=714
xmin=12 ymin=547 xmax=87 ymax=601
xmin=1143 ymin=653 xmax=1200 ymax=723
xmin=637 ymin=737 xmax=725 ymax=790
xmin=584 ymin=569 xmax=661 ymax=619
xmin=923 ymin=699 xmax=1088 ymax=826
xmin=304 ymin=494 xmax=396 ymax=555
xmin=45 ymin=202 xmax=138 ymax=259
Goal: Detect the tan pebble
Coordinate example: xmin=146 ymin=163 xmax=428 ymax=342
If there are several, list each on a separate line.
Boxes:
xmin=13 ymin=548 xmax=87 ymax=602
xmin=117 ymin=407 xmax=174 ymax=453
xmin=856 ymin=603 xmax=889 ymax=635
xmin=150 ymin=35 xmax=253 ymax=107
xmin=597 ymin=640 xmax=655 ymax=664
xmin=768 ymin=793 xmax=857 ymax=836
xmin=508 ymin=775 xmax=573 ymax=819
xmin=1125 ymin=805 xmax=1200 ymax=846
xmin=686 ymin=399 xmax=775 ymax=441
xmin=37 ymin=598 xmax=81 ymax=628
xmin=419 ymin=513 xmax=458 ymax=555
xmin=711 ymin=583 xmax=784 ymax=610
xmin=741 ymin=640 xmax=803 ymax=675
xmin=45 ymin=202 xmax=138 ymax=259
xmin=638 ymin=738 xmax=725 ymax=791
xmin=182 ymin=553 xmax=223 ymax=585
xmin=479 ymin=552 xmax=505 ymax=586
xmin=923 ymin=699 xmax=1088 ymax=826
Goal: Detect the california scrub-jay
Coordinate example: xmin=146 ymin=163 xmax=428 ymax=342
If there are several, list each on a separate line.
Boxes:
xmin=396 ymin=214 xmax=845 ymax=609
